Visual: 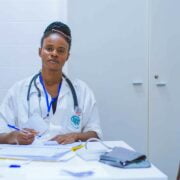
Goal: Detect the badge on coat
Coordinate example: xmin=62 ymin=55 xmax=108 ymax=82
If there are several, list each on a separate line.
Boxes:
xmin=71 ymin=115 xmax=80 ymax=129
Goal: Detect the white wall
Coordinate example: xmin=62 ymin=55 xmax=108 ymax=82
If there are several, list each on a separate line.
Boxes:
xmin=68 ymin=0 xmax=149 ymax=153
xmin=0 ymin=0 xmax=67 ymax=102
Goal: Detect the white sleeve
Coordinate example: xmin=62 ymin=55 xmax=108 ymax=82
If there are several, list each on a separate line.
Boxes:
xmin=0 ymin=88 xmax=18 ymax=133
xmin=82 ymin=102 xmax=103 ymax=139
xmin=78 ymin=81 xmax=102 ymax=139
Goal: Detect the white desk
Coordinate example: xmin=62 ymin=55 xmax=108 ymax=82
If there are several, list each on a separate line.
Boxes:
xmin=0 ymin=141 xmax=167 ymax=180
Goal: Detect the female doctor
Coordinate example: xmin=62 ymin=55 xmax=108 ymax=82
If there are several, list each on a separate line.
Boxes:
xmin=0 ymin=21 xmax=102 ymax=145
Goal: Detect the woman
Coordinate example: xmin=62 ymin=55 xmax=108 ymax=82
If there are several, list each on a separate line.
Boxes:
xmin=0 ymin=21 xmax=102 ymax=145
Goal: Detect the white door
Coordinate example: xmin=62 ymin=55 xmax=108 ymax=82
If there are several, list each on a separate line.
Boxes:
xmin=68 ymin=0 xmax=149 ymax=153
xmin=149 ymin=0 xmax=180 ymax=179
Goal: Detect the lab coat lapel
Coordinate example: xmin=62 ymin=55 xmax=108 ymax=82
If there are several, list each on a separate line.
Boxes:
xmin=59 ymin=78 xmax=71 ymax=99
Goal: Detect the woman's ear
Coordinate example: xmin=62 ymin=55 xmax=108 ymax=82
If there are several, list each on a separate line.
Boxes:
xmin=66 ymin=52 xmax=70 ymax=61
xmin=39 ymin=48 xmax=42 ymax=57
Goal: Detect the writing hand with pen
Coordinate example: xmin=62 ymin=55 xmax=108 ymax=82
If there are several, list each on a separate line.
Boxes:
xmin=7 ymin=124 xmax=39 ymax=145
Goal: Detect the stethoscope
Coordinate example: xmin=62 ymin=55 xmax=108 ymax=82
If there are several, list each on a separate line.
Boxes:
xmin=27 ymin=72 xmax=81 ymax=121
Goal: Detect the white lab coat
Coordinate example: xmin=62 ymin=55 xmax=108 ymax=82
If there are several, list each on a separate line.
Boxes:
xmin=0 ymin=74 xmax=102 ymax=141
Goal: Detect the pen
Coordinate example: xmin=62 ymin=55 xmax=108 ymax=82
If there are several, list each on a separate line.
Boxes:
xmin=9 ymin=164 xmax=21 ymax=168
xmin=7 ymin=124 xmax=27 ymax=132
xmin=0 ymin=164 xmax=21 ymax=168
xmin=7 ymin=124 xmax=41 ymax=137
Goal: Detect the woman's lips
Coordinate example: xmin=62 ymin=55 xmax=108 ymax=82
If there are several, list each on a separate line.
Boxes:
xmin=48 ymin=59 xmax=59 ymax=64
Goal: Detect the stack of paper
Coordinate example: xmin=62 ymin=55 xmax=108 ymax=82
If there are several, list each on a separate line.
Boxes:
xmin=0 ymin=145 xmax=70 ymax=161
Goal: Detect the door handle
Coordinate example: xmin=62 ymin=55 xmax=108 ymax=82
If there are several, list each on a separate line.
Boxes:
xmin=156 ymin=82 xmax=167 ymax=86
xmin=132 ymin=81 xmax=143 ymax=85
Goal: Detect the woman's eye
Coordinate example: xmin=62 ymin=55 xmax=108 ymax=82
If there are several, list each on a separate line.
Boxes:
xmin=57 ymin=49 xmax=65 ymax=54
xmin=46 ymin=47 xmax=53 ymax=51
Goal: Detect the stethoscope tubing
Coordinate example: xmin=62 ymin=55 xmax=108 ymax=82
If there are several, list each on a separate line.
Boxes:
xmin=27 ymin=72 xmax=79 ymax=117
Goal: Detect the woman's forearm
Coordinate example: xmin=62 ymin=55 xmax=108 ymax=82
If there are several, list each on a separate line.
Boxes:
xmin=75 ymin=131 xmax=99 ymax=142
xmin=0 ymin=133 xmax=12 ymax=144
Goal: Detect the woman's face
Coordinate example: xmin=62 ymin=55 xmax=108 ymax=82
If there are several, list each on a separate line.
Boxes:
xmin=39 ymin=33 xmax=69 ymax=72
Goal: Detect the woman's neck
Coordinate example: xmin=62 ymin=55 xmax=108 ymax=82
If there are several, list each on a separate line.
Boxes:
xmin=41 ymin=69 xmax=62 ymax=86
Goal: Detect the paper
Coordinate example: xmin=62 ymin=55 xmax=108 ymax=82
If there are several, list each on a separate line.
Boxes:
xmin=43 ymin=141 xmax=59 ymax=145
xmin=0 ymin=142 xmax=84 ymax=161
xmin=0 ymin=147 xmax=60 ymax=157
xmin=0 ymin=146 xmax=70 ymax=161
xmin=23 ymin=113 xmax=49 ymax=134
xmin=31 ymin=140 xmax=83 ymax=149
xmin=76 ymin=146 xmax=107 ymax=161
xmin=59 ymin=163 xmax=109 ymax=178
xmin=60 ymin=169 xmax=94 ymax=177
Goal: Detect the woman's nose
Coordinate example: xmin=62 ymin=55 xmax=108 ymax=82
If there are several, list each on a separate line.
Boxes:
xmin=51 ymin=49 xmax=58 ymax=57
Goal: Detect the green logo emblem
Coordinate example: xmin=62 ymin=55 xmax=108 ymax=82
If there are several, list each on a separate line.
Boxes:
xmin=71 ymin=115 xmax=80 ymax=129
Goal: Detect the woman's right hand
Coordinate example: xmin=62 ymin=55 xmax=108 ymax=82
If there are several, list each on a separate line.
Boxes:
xmin=7 ymin=130 xmax=37 ymax=145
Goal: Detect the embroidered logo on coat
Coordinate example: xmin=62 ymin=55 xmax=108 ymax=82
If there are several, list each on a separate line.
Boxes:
xmin=71 ymin=115 xmax=80 ymax=129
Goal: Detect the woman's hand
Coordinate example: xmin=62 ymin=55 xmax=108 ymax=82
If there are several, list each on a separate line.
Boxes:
xmin=7 ymin=128 xmax=38 ymax=145
xmin=50 ymin=131 xmax=98 ymax=144
xmin=50 ymin=133 xmax=78 ymax=144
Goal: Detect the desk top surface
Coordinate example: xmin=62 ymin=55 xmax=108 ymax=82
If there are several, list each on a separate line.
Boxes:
xmin=0 ymin=141 xmax=168 ymax=180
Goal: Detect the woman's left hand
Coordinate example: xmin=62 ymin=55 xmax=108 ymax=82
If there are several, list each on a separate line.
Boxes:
xmin=50 ymin=133 xmax=78 ymax=144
